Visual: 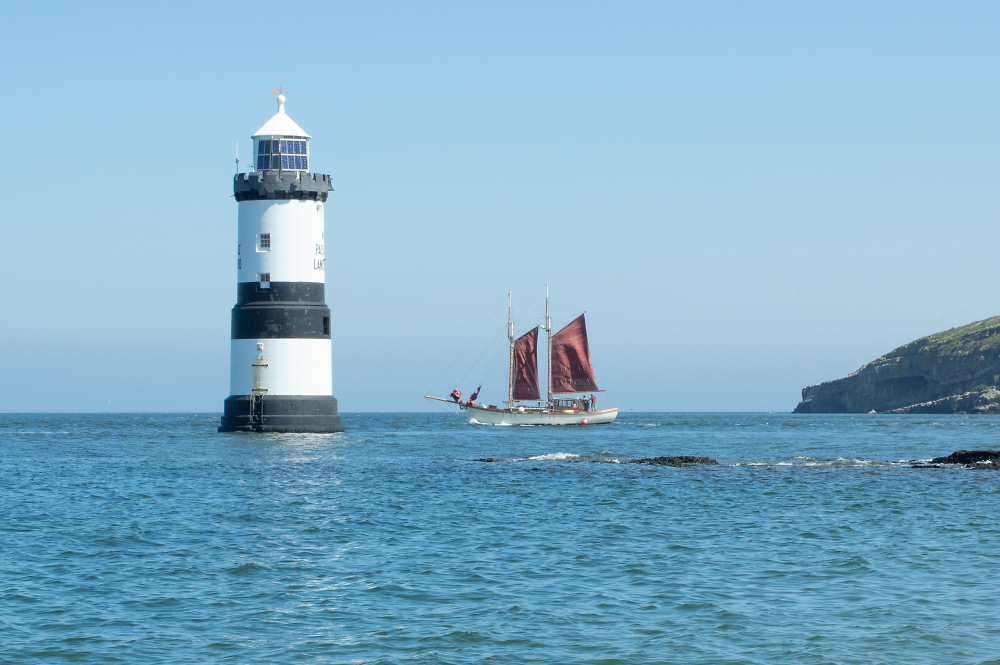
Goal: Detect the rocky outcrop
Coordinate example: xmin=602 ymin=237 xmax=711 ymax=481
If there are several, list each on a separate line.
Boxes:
xmin=794 ymin=316 xmax=1000 ymax=414
xmin=631 ymin=456 xmax=718 ymax=466
xmin=912 ymin=450 xmax=1000 ymax=470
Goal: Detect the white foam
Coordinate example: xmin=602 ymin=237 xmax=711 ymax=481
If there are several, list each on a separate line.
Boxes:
xmin=528 ymin=452 xmax=579 ymax=461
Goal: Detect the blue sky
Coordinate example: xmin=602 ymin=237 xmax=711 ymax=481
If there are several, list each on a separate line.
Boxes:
xmin=3 ymin=1 xmax=999 ymax=412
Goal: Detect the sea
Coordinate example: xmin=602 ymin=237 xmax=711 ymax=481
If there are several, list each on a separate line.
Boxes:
xmin=2 ymin=412 xmax=999 ymax=664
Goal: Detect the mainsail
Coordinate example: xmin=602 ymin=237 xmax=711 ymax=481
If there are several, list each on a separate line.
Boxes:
xmin=550 ymin=314 xmax=599 ymax=394
xmin=512 ymin=326 xmax=540 ymax=401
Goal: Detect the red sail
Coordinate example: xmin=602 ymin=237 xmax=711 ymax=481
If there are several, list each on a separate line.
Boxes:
xmin=550 ymin=314 xmax=599 ymax=394
xmin=513 ymin=326 xmax=541 ymax=401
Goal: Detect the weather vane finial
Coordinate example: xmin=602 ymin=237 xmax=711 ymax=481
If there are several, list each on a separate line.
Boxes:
xmin=272 ymin=87 xmax=288 ymax=111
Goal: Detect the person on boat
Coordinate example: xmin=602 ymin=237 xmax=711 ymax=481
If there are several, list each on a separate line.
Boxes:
xmin=591 ymin=394 xmax=597 ymax=411
xmin=450 ymin=389 xmax=462 ymax=403
xmin=468 ymin=386 xmax=481 ymax=407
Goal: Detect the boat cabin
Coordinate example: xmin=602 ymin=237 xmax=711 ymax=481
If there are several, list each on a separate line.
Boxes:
xmin=552 ymin=398 xmax=592 ymax=412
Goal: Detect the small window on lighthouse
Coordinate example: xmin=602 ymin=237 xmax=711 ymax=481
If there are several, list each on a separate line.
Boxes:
xmin=258 ymin=234 xmax=270 ymax=251
xmin=259 ymin=273 xmax=271 ymax=289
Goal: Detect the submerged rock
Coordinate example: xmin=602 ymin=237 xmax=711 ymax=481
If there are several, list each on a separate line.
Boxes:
xmin=631 ymin=456 xmax=718 ymax=467
xmin=912 ymin=449 xmax=1000 ymax=470
xmin=475 ymin=458 xmax=501 ymax=463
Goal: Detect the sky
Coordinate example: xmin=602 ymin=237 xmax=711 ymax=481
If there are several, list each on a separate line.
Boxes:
xmin=3 ymin=1 xmax=1000 ymax=412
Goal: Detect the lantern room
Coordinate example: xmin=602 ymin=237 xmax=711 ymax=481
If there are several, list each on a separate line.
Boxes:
xmin=251 ymin=94 xmax=311 ymax=172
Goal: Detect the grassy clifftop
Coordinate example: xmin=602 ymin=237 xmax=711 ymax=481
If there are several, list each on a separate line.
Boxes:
xmin=794 ymin=316 xmax=1000 ymax=414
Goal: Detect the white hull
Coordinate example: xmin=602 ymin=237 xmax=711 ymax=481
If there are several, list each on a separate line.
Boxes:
xmin=463 ymin=404 xmax=618 ymax=426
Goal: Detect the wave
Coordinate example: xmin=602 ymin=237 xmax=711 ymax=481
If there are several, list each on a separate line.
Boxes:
xmin=527 ymin=452 xmax=580 ymax=461
xmin=733 ymin=457 xmax=903 ymax=468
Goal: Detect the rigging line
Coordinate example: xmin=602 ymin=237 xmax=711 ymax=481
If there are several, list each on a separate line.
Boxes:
xmin=473 ymin=362 xmax=505 ymax=403
xmin=511 ymin=284 xmax=548 ymax=324
xmin=473 ymin=343 xmax=507 ymax=389
xmin=424 ymin=295 xmax=508 ymax=396
xmin=454 ymin=323 xmax=508 ymax=389
xmin=476 ymin=344 xmax=510 ymax=399
xmin=512 ymin=319 xmax=545 ymax=336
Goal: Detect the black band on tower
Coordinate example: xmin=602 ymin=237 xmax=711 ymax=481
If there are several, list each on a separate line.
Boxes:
xmin=219 ymin=395 xmax=343 ymax=433
xmin=231 ymin=304 xmax=331 ymax=339
xmin=237 ymin=281 xmax=325 ymax=304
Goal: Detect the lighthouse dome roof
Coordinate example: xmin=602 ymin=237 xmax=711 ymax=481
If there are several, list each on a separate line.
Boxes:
xmin=252 ymin=95 xmax=310 ymax=138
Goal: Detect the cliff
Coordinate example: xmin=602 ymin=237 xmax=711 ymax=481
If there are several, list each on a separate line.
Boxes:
xmin=794 ymin=316 xmax=1000 ymax=414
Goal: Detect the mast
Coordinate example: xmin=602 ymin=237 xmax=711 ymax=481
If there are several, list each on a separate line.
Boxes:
xmin=545 ymin=282 xmax=552 ymax=404
xmin=507 ymin=291 xmax=514 ymax=407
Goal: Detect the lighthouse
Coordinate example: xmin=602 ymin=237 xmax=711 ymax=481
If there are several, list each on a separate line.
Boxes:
xmin=218 ymin=94 xmax=344 ymax=433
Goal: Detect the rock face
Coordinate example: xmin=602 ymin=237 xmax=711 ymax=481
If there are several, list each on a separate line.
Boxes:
xmin=882 ymin=388 xmax=1000 ymax=414
xmin=794 ymin=316 xmax=1000 ymax=414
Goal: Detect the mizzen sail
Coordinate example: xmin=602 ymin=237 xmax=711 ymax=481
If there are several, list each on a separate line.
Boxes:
xmin=550 ymin=314 xmax=599 ymax=394
xmin=513 ymin=326 xmax=541 ymax=401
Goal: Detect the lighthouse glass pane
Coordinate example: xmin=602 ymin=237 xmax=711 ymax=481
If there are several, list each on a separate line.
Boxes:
xmin=253 ymin=139 xmax=309 ymax=169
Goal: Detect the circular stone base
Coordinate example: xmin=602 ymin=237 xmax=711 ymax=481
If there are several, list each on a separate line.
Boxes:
xmin=218 ymin=394 xmax=344 ymax=433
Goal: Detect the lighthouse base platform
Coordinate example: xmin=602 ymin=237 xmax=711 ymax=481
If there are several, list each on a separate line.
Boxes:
xmin=218 ymin=395 xmax=344 ymax=433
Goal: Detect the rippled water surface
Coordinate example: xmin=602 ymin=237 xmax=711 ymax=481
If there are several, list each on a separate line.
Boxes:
xmin=3 ymin=412 xmax=1000 ymax=664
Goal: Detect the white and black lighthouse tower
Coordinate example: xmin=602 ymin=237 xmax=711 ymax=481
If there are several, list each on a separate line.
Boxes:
xmin=219 ymin=94 xmax=344 ymax=433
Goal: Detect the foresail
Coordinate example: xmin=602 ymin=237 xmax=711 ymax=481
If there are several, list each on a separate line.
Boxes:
xmin=550 ymin=314 xmax=599 ymax=393
xmin=513 ymin=326 xmax=541 ymax=401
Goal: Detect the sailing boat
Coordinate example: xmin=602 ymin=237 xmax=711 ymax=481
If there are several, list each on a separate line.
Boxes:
xmin=426 ymin=286 xmax=619 ymax=425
